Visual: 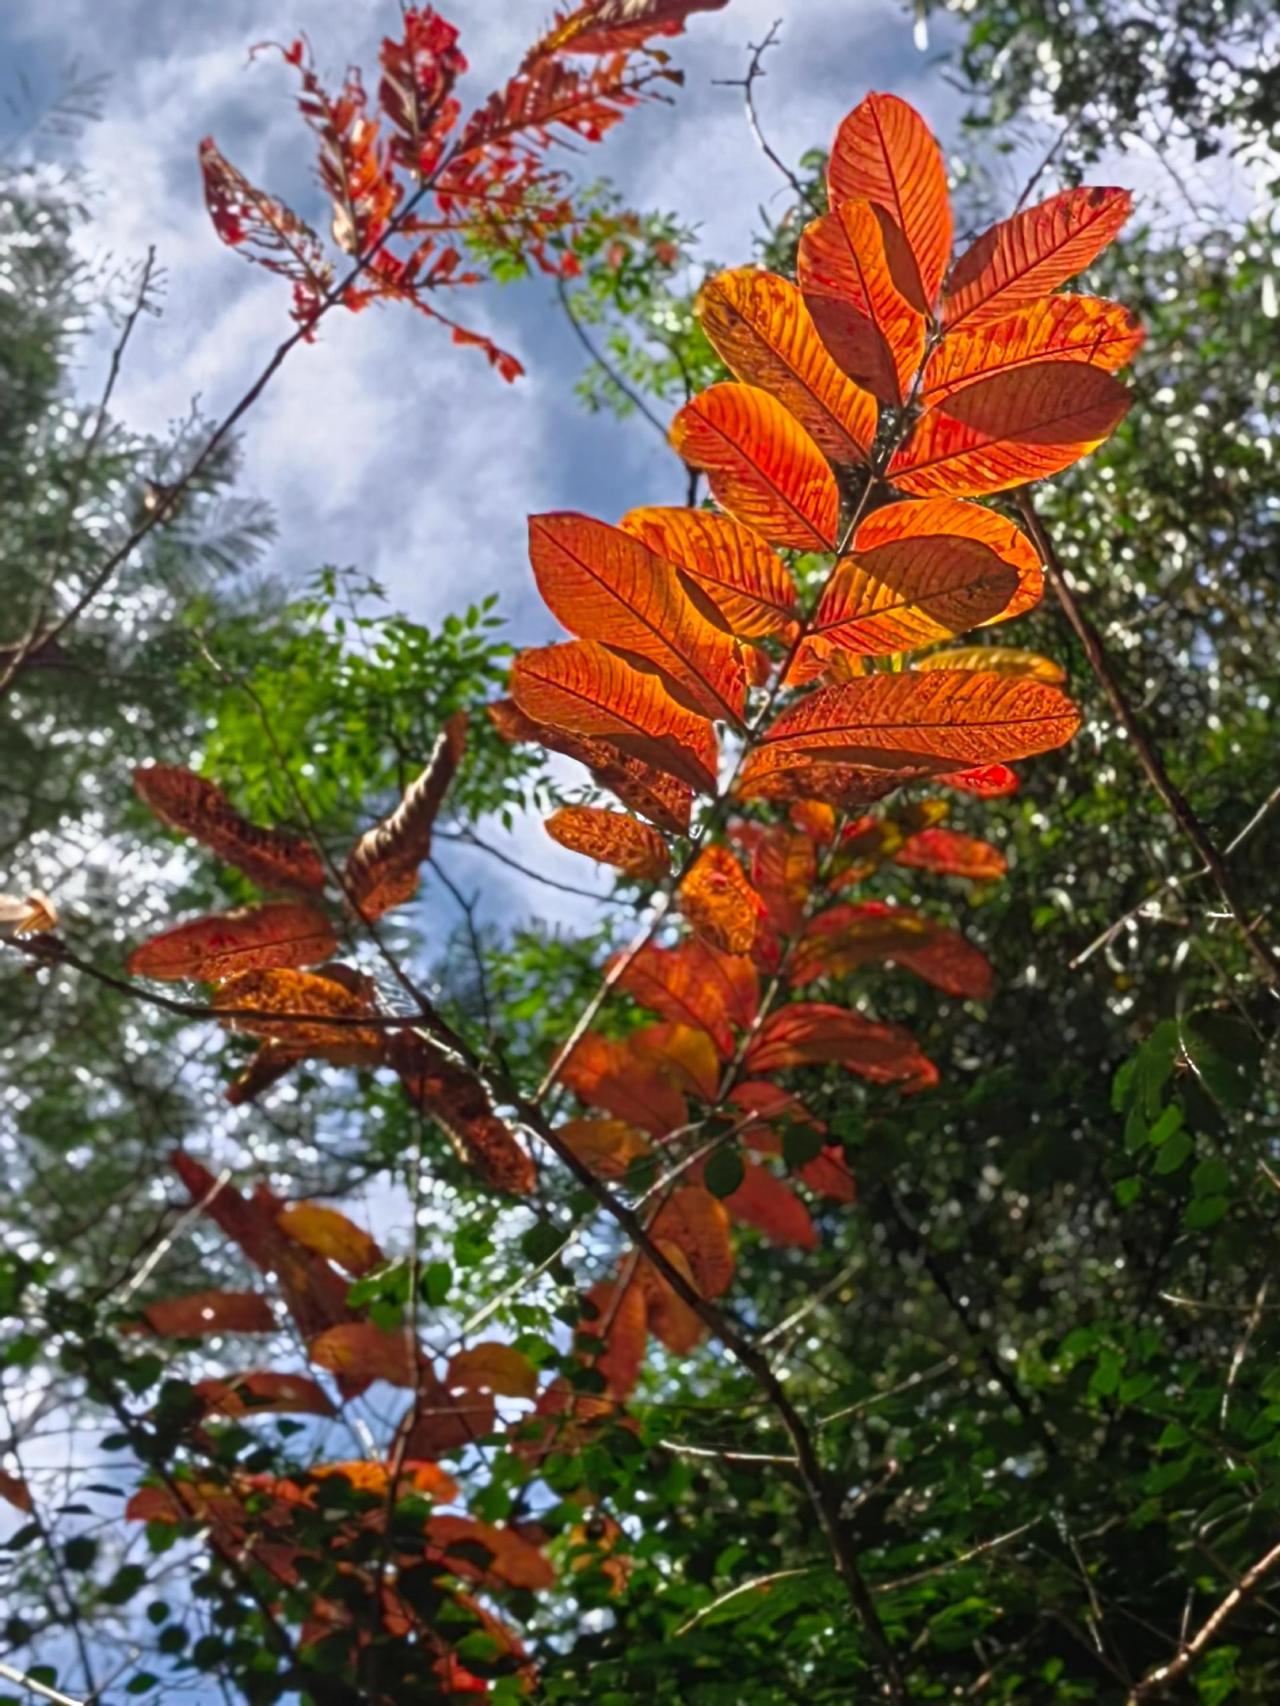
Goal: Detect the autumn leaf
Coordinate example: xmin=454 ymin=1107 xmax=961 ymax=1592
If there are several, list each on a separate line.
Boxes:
xmin=198 ymin=138 xmax=333 ymax=325
xmin=512 ymin=641 xmax=718 ymax=794
xmin=343 ymin=711 xmax=466 ymax=919
xmin=629 ymin=1021 xmax=721 ymax=1100
xmin=127 ymin=902 xmax=336 ymax=983
xmin=758 ymin=670 xmax=1080 ymax=774
xmin=720 ymin=1159 xmax=818 ymax=1250
xmin=580 ymin=1278 xmax=648 ymax=1399
xmin=621 ymin=506 xmax=799 ymax=640
xmin=944 ymin=187 xmax=1133 ymax=329
xmin=391 ymin=1030 xmax=537 ymax=1196
xmin=696 ymin=267 xmax=876 ymax=463
xmin=529 ymin=513 xmax=746 ymax=723
xmin=0 ymin=1471 xmax=32 ymax=1514
xmin=308 ymin=1457 xmax=458 ymax=1503
xmin=213 ymin=967 xmax=385 ymax=1054
xmin=638 ymin=1240 xmax=704 ymax=1353
xmin=798 ymin=197 xmax=925 ymax=405
xmin=938 ymin=762 xmax=1020 ymax=798
xmin=745 ymin=1001 xmax=935 ymax=1086
xmin=788 ymin=799 xmax=838 ymax=843
xmin=736 ymin=756 xmax=911 ymax=812
xmin=914 ymin=645 xmax=1065 ymax=684
xmin=887 ymin=362 xmax=1132 ymax=497
xmin=193 ymin=1371 xmax=337 ymax=1419
xmin=749 ymin=826 xmax=818 ymax=935
xmin=138 ymin=1290 xmax=275 ymax=1337
xmin=557 ymin=1117 xmax=653 ymax=1178
xmin=488 ymin=695 xmax=694 ymax=832
xmin=680 ymin=846 xmax=765 ymax=954
xmin=923 ymin=294 xmax=1144 ymax=406
xmin=559 ymin=1032 xmax=688 ymax=1135
xmin=670 ymin=383 xmax=839 ymax=550
xmin=225 ymin=1041 xmax=303 ymax=1106
xmin=827 ymin=92 xmax=952 ymax=315
xmin=426 ymin=1515 xmax=555 ymax=1591
xmin=277 ymin=1202 xmax=385 ymax=1277
xmin=0 ymin=890 xmax=57 ymax=937
xmin=134 ymin=765 xmax=327 ymax=894
xmin=650 ymin=1185 xmax=735 ymax=1297
xmin=528 ymin=0 xmax=730 ymax=59
xmin=612 ymin=938 xmax=759 ymax=1057
xmin=447 ymin=1342 xmax=539 ymax=1400
xmin=544 ymin=804 xmax=670 ymax=877
xmin=793 ymin=903 xmax=995 ymax=1001
xmin=309 ymin=1322 xmax=422 ymax=1388
xmin=893 ymin=826 xmax=1008 ymax=881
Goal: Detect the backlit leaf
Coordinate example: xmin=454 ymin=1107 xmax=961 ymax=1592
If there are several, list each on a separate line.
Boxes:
xmin=612 ymin=939 xmax=759 ymax=1057
xmin=736 ymin=756 xmax=911 ymax=811
xmin=557 ymin=1117 xmax=653 ymax=1178
xmin=344 ymin=712 xmax=466 ymax=919
xmin=638 ymin=1240 xmax=704 ymax=1353
xmin=630 ymin=1021 xmax=720 ymax=1101
xmin=923 ymin=294 xmax=1143 ymax=406
xmin=745 ymin=1002 xmax=935 ymax=1087
xmin=512 ymin=641 xmax=718 ymax=794
xmin=915 ymin=645 xmax=1065 ymax=683
xmin=938 ymin=762 xmax=1020 ymax=798
xmin=545 ymin=804 xmax=670 ymax=878
xmin=894 ymin=825 xmax=1008 ymax=881
xmin=750 ymin=826 xmax=817 ymax=935
xmin=193 ymin=1371 xmax=337 ymax=1418
xmin=944 ymin=187 xmax=1133 ymax=329
xmin=679 ymin=846 xmax=765 ymax=954
xmin=696 ymin=267 xmax=876 ymax=463
xmin=651 ymin=1186 xmax=734 ymax=1298
xmin=722 ymin=1160 xmax=818 ymax=1250
xmin=391 ymin=1030 xmax=537 ymax=1196
xmin=448 ymin=1343 xmax=538 ymax=1400
xmin=798 ymin=197 xmax=926 ymax=405
xmin=276 ymin=1202 xmax=384 ymax=1277
xmin=560 ymin=1032 xmax=688 ymax=1136
xmin=759 ymin=670 xmax=1080 ymax=772
xmin=529 ymin=0 xmax=731 ymax=59
xmin=793 ymin=902 xmax=995 ymax=999
xmin=127 ymin=902 xmax=336 ymax=983
xmin=827 ymin=92 xmax=952 ymax=314
xmin=488 ymin=696 xmax=693 ymax=832
xmin=621 ymin=507 xmax=798 ymax=640
xmin=528 ymin=513 xmax=746 ymax=723
xmin=888 ymin=362 xmax=1131 ymax=497
xmin=309 ymin=1322 xmax=421 ymax=1388
xmin=580 ymin=1278 xmax=648 ymax=1399
xmin=134 ymin=765 xmax=327 ymax=893
xmin=427 ymin=1515 xmax=555 ymax=1591
xmin=213 ymin=967 xmax=385 ymax=1054
xmin=198 ymin=138 xmax=332 ymax=326
xmin=139 ymin=1290 xmax=275 ymax=1337
xmin=670 ymin=383 xmax=839 ymax=550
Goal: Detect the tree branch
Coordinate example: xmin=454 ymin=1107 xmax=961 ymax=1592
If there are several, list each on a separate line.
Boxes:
xmin=1128 ymin=1537 xmax=1280 ymax=1700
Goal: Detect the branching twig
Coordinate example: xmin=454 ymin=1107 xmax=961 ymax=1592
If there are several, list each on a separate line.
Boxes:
xmin=1017 ymin=492 xmax=1280 ymax=989
xmin=713 ymin=21 xmax=822 ymax=216
xmin=1128 ymin=1537 xmax=1280 ymax=1699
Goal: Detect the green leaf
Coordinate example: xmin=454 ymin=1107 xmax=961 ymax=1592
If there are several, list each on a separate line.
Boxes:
xmin=1153 ymin=1131 xmax=1194 ymax=1175
xmin=705 ymin=1148 xmax=745 ymax=1199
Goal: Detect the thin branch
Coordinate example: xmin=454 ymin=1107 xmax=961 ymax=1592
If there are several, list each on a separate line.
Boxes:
xmin=1017 ymin=492 xmax=1280 ymax=989
xmin=555 ymin=275 xmax=669 ymax=439
xmin=1128 ymin=1537 xmax=1280 ymax=1700
xmin=434 ymin=826 xmax=629 ymax=906
xmin=0 ymin=1661 xmax=86 ymax=1706
xmin=713 ymin=21 xmax=822 ymax=216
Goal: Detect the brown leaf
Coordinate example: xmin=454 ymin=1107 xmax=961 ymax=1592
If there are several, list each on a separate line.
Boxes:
xmin=193 ymin=1371 xmax=337 ymax=1418
xmin=390 ymin=1030 xmax=536 ymax=1196
xmin=344 ymin=712 xmax=466 ymax=919
xmin=133 ymin=765 xmax=326 ymax=893
xmin=447 ymin=1342 xmax=539 ymax=1400
xmin=139 ymin=1290 xmax=275 ymax=1337
xmin=277 ymin=1202 xmax=385 ymax=1277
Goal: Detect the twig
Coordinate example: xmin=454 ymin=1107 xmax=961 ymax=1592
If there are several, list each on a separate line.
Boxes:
xmin=675 ymin=1566 xmax=820 ymax=1637
xmin=434 ymin=826 xmax=629 ymax=905
xmin=713 ymin=22 xmax=822 ymax=216
xmin=658 ymin=1439 xmax=799 ymax=1467
xmin=0 ymin=1662 xmax=86 ymax=1706
xmin=555 ymin=275 xmax=669 ymax=439
xmin=1128 ymin=1537 xmax=1280 ymax=1699
xmin=1017 ymin=492 xmax=1280 ymax=989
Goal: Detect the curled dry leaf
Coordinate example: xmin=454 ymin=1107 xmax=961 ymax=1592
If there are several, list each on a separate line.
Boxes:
xmin=127 ymin=901 xmax=337 ymax=983
xmin=695 ymin=266 xmax=876 ymax=464
xmin=679 ymin=846 xmax=765 ymax=955
xmin=391 ymin=1030 xmax=536 ymax=1196
xmin=0 ymin=889 xmax=57 ymax=937
xmin=343 ymin=711 xmax=467 ymax=919
xmin=544 ymin=804 xmax=670 ymax=878
xmin=133 ymin=765 xmax=327 ymax=893
xmin=277 ymin=1202 xmax=385 ymax=1277
xmin=0 ymin=1471 xmax=32 ymax=1514
xmin=670 ymin=382 xmax=839 ymax=550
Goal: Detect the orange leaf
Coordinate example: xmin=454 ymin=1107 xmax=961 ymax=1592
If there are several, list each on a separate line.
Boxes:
xmin=736 ymin=755 xmax=911 ymax=811
xmin=134 ymin=765 xmax=326 ymax=893
xmin=893 ymin=826 xmax=1007 ymax=881
xmin=512 ymin=641 xmax=718 ymax=794
xmin=225 ymin=1040 xmax=303 ymax=1106
xmin=914 ymin=645 xmax=1065 ymax=684
xmin=544 ymin=804 xmax=670 ymax=878
xmin=139 ymin=1290 xmax=275 ymax=1337
xmin=488 ymin=696 xmax=693 ymax=832
xmin=798 ymin=197 xmax=925 ymax=405
xmin=638 ymin=1240 xmax=704 ymax=1354
xmin=750 ymin=826 xmax=817 ymax=935
xmin=887 ymin=363 xmax=1131 ymax=497
xmin=670 ymin=383 xmax=839 ymax=550
xmin=126 ymin=901 xmax=336 ymax=983
xmin=944 ymin=187 xmax=1133 ymax=329
xmin=426 ymin=1515 xmax=554 ymax=1591
xmin=650 ymin=1185 xmax=734 ymax=1298
xmin=277 ymin=1202 xmax=384 ymax=1277
xmin=193 ymin=1371 xmax=337 ymax=1418
xmin=629 ymin=1021 xmax=720 ymax=1101
xmin=560 ymin=1033 xmax=688 ymax=1136
xmin=722 ymin=1159 xmax=818 ymax=1249
xmin=390 ymin=1031 xmax=536 ymax=1196
xmin=759 ymin=670 xmax=1080 ymax=772
xmin=827 ymin=92 xmax=951 ymax=315
xmin=795 ymin=902 xmax=995 ymax=999
xmin=448 ymin=1343 xmax=538 ymax=1400
xmin=789 ymin=799 xmax=837 ymax=843
xmin=528 ymin=513 xmax=746 ymax=724
xmin=621 ymin=506 xmax=798 ymax=640
xmin=923 ymin=294 xmax=1143 ymax=406
xmin=529 ymin=0 xmax=730 ymax=58
xmin=0 ymin=1471 xmax=32 ymax=1514
xmin=938 ymin=762 xmax=1019 ymax=798
xmin=856 ymin=497 xmax=1043 ymax=622
xmin=696 ymin=267 xmax=875 ymax=463
xmin=745 ymin=1001 xmax=934 ymax=1086
xmin=309 ymin=1459 xmax=457 ymax=1503
xmin=213 ymin=967 xmax=385 ymax=1054
xmin=343 ymin=712 xmax=466 ymax=919
xmin=612 ymin=939 xmax=759 ymax=1057
xmin=309 ymin=1322 xmax=422 ymax=1388
xmin=679 ymin=846 xmax=765 ymax=954
xmin=557 ymin=1117 xmax=653 ymax=1178
xmin=580 ymin=1277 xmax=648 ymax=1400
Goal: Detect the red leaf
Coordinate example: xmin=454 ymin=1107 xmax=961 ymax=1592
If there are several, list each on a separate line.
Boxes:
xmin=528 ymin=0 xmax=730 ymax=59
xmin=580 ymin=1277 xmax=648 ymax=1399
xmin=612 ymin=939 xmax=759 ymax=1057
xmin=745 ymin=1002 xmax=934 ymax=1087
xmin=721 ymin=1159 xmax=818 ymax=1250
xmin=650 ymin=1186 xmax=734 ymax=1297
xmin=127 ymin=902 xmax=336 ymax=983
xmin=938 ymin=762 xmax=1020 ymax=798
xmin=134 ymin=765 xmax=327 ymax=894
xmin=793 ymin=902 xmax=995 ymax=1001
xmin=198 ymin=138 xmax=333 ymax=326
xmin=560 ymin=1032 xmax=689 ymax=1136
xmin=893 ymin=826 xmax=1008 ymax=881
xmin=277 ymin=1202 xmax=385 ymax=1278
